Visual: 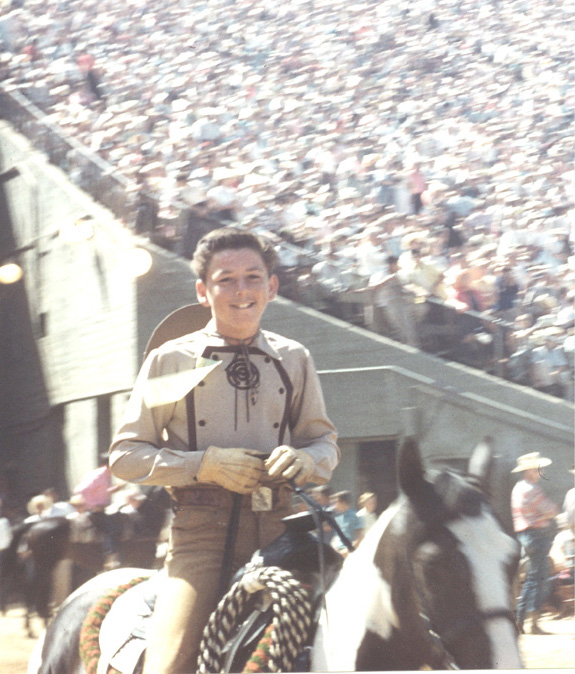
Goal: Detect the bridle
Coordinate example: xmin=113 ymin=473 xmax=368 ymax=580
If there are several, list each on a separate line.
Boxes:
xmin=410 ymin=520 xmax=518 ymax=670
xmin=417 ymin=605 xmax=518 ymax=670
xmin=290 ymin=480 xmax=518 ymax=671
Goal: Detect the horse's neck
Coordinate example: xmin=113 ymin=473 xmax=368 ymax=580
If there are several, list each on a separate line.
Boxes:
xmin=311 ymin=503 xmax=405 ymax=671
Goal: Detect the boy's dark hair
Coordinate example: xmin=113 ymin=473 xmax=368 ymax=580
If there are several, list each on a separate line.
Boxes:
xmin=191 ymin=227 xmax=279 ymax=282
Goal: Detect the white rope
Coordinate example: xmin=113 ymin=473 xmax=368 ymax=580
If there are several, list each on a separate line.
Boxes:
xmin=197 ymin=566 xmax=313 ymax=673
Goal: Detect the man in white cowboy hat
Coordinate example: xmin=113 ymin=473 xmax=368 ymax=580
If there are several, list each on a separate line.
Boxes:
xmin=511 ymin=452 xmax=559 ymax=634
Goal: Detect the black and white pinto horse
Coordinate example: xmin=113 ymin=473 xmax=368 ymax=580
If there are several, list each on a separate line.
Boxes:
xmin=312 ymin=438 xmax=522 ymax=670
xmin=28 ymin=438 xmax=522 ymax=672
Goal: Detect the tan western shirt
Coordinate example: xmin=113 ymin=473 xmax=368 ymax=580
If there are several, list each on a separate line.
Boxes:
xmin=110 ymin=321 xmax=339 ymax=487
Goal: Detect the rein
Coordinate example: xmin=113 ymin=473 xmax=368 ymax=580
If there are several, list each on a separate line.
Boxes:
xmin=289 ymin=480 xmax=353 ymax=628
xmin=290 ymin=480 xmax=354 ymax=553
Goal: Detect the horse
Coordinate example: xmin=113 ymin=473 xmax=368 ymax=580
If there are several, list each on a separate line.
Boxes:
xmin=312 ymin=437 xmax=522 ymax=670
xmin=28 ymin=438 xmax=522 ymax=672
xmin=2 ymin=486 xmax=170 ymax=636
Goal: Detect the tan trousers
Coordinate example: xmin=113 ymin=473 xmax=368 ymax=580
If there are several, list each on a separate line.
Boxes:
xmin=143 ymin=488 xmax=291 ymax=674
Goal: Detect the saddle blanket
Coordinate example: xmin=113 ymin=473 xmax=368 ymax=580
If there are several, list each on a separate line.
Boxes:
xmin=96 ymin=571 xmax=162 ymax=674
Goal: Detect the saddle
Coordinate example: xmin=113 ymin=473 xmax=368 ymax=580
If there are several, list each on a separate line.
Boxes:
xmin=90 ymin=512 xmax=343 ymax=674
xmin=94 ymin=572 xmax=161 ymax=674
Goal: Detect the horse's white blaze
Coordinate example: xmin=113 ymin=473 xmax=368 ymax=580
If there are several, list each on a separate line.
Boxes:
xmin=311 ymin=503 xmax=401 ymax=672
xmin=447 ymin=506 xmax=522 ymax=669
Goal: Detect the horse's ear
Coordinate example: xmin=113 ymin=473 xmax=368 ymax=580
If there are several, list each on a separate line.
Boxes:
xmin=467 ymin=436 xmax=494 ymax=495
xmin=397 ymin=436 xmax=426 ymax=498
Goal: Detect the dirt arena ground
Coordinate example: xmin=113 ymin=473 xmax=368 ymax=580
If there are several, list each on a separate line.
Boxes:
xmin=2 ymin=605 xmax=573 ymax=673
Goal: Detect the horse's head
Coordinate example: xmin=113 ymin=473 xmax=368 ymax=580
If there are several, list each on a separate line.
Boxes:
xmin=380 ymin=437 xmax=521 ymax=669
xmin=312 ymin=437 xmax=522 ymax=672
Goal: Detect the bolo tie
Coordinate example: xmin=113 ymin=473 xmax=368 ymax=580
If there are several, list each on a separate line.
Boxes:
xmin=226 ymin=338 xmax=260 ymax=430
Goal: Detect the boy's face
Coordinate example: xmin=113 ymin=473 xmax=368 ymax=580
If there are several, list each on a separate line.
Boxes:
xmin=196 ymin=247 xmax=278 ymax=341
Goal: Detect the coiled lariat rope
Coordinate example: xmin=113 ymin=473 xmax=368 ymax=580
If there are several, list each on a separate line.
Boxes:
xmin=197 ymin=566 xmax=313 ymax=673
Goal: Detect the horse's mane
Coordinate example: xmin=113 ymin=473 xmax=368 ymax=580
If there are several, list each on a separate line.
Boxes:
xmin=409 ymin=467 xmax=486 ymax=527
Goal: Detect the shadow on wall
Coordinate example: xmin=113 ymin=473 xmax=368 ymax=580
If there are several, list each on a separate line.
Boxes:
xmin=0 ymin=152 xmax=67 ymax=515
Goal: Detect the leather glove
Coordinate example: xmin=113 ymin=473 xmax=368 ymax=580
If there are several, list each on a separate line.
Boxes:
xmin=196 ymin=446 xmax=265 ymax=494
xmin=264 ymin=446 xmax=315 ymax=486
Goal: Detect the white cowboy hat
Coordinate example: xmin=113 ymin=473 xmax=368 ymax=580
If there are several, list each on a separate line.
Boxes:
xmin=511 ymin=452 xmax=552 ymax=473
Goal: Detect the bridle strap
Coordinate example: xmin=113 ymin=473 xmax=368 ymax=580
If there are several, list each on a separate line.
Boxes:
xmin=479 ymin=608 xmax=520 ymax=636
xmin=420 ymin=606 xmax=517 ymax=669
xmin=480 ymin=608 xmax=517 ymax=624
xmin=411 ymin=539 xmax=515 ymax=670
xmin=410 ymin=512 xmax=517 ymax=668
xmin=418 ymin=612 xmax=460 ymax=670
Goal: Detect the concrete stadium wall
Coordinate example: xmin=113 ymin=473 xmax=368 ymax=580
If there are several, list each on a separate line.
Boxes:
xmin=1 ymin=122 xmax=573 ymax=515
xmin=0 ymin=123 xmax=139 ymax=497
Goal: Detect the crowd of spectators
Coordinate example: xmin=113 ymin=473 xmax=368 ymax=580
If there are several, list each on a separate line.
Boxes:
xmin=0 ymin=0 xmax=573 ymax=398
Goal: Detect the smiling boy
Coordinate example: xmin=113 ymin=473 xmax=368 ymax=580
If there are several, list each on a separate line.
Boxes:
xmin=109 ymin=227 xmax=339 ymax=673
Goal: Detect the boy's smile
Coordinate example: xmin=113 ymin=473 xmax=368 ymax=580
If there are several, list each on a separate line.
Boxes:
xmin=196 ymin=248 xmax=278 ymax=342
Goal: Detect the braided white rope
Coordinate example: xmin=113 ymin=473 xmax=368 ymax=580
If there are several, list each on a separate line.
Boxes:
xmin=197 ymin=566 xmax=312 ymax=673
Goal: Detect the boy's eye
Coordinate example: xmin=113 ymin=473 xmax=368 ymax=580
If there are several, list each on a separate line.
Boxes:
xmin=214 ymin=272 xmax=265 ymax=285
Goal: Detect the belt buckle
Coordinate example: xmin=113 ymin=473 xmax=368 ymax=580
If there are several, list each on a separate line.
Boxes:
xmin=251 ymin=486 xmax=273 ymax=511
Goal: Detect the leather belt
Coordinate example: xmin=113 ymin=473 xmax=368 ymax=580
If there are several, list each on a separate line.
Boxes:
xmin=169 ymin=484 xmax=288 ymax=510
xmin=170 ymin=486 xmax=225 ymax=508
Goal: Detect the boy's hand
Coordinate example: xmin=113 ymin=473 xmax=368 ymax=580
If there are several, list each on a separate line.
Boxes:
xmin=264 ymin=446 xmax=315 ymax=486
xmin=196 ymin=446 xmax=265 ymax=494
